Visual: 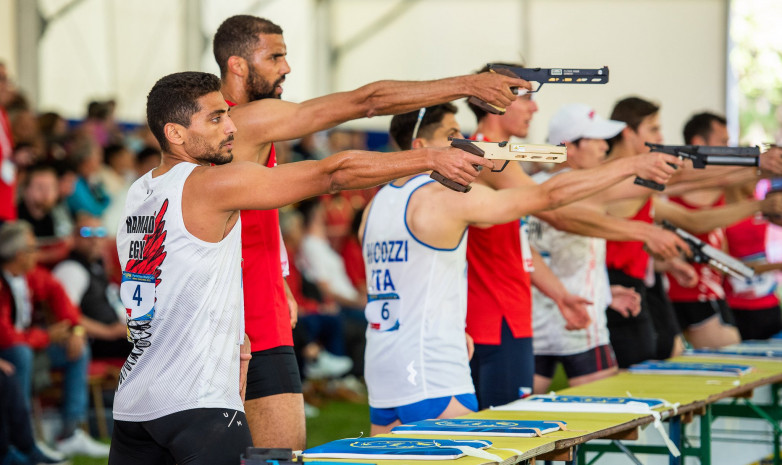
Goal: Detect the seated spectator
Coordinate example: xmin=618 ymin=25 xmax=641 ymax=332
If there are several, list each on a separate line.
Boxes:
xmin=65 ymin=139 xmax=109 ymax=218
xmin=0 ymin=221 xmax=109 ymax=458
xmin=281 ymin=209 xmax=353 ymax=381
xmin=53 ymin=213 xmax=131 ymax=360
xmin=37 ymin=112 xmax=68 ymax=161
xmin=98 ymin=144 xmax=134 ymax=234
xmin=0 ymin=358 xmax=67 ymax=465
xmin=16 ymin=164 xmax=73 ymax=267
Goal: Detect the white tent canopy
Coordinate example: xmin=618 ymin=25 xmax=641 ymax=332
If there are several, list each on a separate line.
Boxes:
xmin=2 ymin=0 xmax=729 ymax=144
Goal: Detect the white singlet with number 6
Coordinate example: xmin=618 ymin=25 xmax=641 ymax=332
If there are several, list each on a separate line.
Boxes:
xmin=362 ymin=174 xmax=473 ymax=409
xmin=114 ymin=162 xmax=244 ymax=422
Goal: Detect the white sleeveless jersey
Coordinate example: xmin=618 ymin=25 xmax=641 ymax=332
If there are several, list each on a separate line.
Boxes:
xmin=114 ymin=162 xmax=244 ymax=421
xmin=529 ymin=170 xmax=611 ymax=355
xmin=362 ymin=175 xmax=473 ymax=408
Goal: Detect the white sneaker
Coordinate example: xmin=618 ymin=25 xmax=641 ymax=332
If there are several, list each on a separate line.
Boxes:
xmin=304 ymin=351 xmax=353 ymax=379
xmin=304 ymin=402 xmax=320 ymax=418
xmin=55 ymin=429 xmax=110 ymax=458
xmin=34 ymin=441 xmax=66 ymax=462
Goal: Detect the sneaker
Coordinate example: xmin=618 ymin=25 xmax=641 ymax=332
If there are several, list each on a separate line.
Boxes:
xmin=304 ymin=351 xmax=353 ymax=380
xmin=33 ymin=443 xmax=65 ymax=462
xmin=303 ymin=402 xmax=320 ymax=418
xmin=26 ymin=446 xmax=71 ymax=465
xmin=55 ymin=429 xmax=110 ymax=458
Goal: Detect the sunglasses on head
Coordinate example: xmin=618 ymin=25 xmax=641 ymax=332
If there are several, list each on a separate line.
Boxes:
xmin=80 ymin=226 xmax=107 ymax=238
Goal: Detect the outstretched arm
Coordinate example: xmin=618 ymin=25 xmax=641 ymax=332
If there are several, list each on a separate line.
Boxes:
xmin=535 ymin=201 xmax=688 ymax=260
xmin=230 ymin=72 xmax=529 ymax=145
xmin=442 ymin=152 xmax=681 ymax=227
xmin=652 ymin=195 xmax=782 ymax=234
xmin=199 ymin=146 xmax=493 ymax=213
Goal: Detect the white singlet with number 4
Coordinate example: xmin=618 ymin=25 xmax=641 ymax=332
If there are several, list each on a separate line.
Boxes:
xmin=362 ymin=175 xmax=473 ymax=409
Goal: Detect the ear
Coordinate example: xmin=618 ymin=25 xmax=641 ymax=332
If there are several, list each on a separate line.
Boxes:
xmin=227 ymin=56 xmax=247 ymax=78
xmin=164 ymin=123 xmax=186 ymax=147
xmin=411 ymin=138 xmax=426 ymax=149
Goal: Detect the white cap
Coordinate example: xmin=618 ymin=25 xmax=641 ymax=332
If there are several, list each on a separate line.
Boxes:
xmin=547 ymin=103 xmax=626 ymax=145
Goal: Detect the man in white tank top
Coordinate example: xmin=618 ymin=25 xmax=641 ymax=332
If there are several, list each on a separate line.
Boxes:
xmin=109 ymin=72 xmax=493 ymax=465
xmin=361 ymin=103 xmax=682 ymax=435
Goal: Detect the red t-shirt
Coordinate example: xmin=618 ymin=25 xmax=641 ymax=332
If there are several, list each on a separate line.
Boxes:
xmin=0 ymin=108 xmax=17 ymax=221
xmin=724 ymin=214 xmax=779 ymax=310
xmin=464 ymin=133 xmax=531 ymax=344
xmin=466 ymin=221 xmax=532 ymax=344
xmin=226 ymin=99 xmax=292 ymax=351
xmin=605 ymin=199 xmax=653 ymax=280
xmin=665 ymin=195 xmax=726 ymax=302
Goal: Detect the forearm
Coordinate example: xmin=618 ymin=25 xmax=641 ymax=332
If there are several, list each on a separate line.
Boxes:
xmin=537 ymin=156 xmax=637 ymax=210
xmin=326 ymin=149 xmax=433 ymax=192
xmin=535 ymin=203 xmax=652 ymax=241
xmin=350 ymin=77 xmax=473 ymax=118
xmin=656 ymin=198 xmax=760 ymax=233
xmin=530 ymin=250 xmax=567 ymax=303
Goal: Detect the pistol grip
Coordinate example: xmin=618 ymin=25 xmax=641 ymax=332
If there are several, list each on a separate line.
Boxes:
xmin=634 ymin=176 xmax=666 ymax=191
xmin=430 ymin=171 xmax=471 ymax=193
xmin=467 ymin=96 xmax=505 ymax=115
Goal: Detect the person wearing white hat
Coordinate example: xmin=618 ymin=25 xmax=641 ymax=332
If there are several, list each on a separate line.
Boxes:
xmin=530 ymin=104 xmax=642 ymax=392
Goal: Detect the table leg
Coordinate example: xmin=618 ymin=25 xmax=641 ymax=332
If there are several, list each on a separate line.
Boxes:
xmin=669 ymin=415 xmax=682 ymax=465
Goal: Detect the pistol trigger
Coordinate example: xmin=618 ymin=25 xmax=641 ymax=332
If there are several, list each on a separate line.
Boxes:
xmin=491 ymin=160 xmax=510 ymax=173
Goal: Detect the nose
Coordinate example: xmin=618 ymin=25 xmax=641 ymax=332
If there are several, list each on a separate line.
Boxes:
xmin=529 ymin=99 xmax=539 ymax=113
xmin=225 ymin=113 xmax=237 ymax=135
xmin=280 ymin=58 xmax=291 ymax=76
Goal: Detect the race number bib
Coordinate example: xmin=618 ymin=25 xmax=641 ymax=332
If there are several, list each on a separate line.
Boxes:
xmin=120 ymin=272 xmax=156 ymax=321
xmin=365 ymin=293 xmax=401 ymax=332
xmin=729 ymin=273 xmax=777 ymax=299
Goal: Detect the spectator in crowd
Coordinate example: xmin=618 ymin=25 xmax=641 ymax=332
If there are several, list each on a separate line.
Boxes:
xmin=0 ymin=221 xmax=109 ymax=458
xmin=98 ymin=144 xmax=135 ymax=234
xmin=0 ymin=358 xmax=67 ymax=465
xmin=65 ymin=138 xmax=110 ymax=218
xmin=16 ymin=163 xmax=73 ymax=267
xmin=37 ymin=112 xmax=69 ymax=161
xmin=0 ymin=62 xmax=17 ymax=222
xmin=134 ymin=146 xmax=161 ymax=179
xmin=281 ymin=209 xmax=353 ymax=400
xmin=79 ymin=100 xmax=122 ymax=149
xmin=53 ymin=213 xmax=131 ymax=360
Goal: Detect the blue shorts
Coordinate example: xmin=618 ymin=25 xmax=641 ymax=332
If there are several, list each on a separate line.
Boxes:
xmin=369 ymin=393 xmax=478 ymax=426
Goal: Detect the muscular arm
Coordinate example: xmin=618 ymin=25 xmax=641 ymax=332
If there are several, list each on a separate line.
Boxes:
xmin=230 ymin=73 xmax=527 ymax=146
xmin=443 ymin=153 xmax=680 ymax=227
xmin=198 ymin=146 xmax=491 ymax=214
xmin=535 ymin=201 xmax=686 ymax=260
xmin=653 ymin=197 xmax=764 ymax=233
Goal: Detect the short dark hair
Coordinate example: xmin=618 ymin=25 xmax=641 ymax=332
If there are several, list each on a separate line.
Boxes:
xmin=146 ymin=72 xmax=222 ymax=152
xmin=609 ymin=96 xmax=660 ymax=145
xmin=136 ymin=146 xmax=162 ymax=165
xmin=467 ymin=62 xmax=525 ymax=122
xmin=23 ymin=163 xmax=58 ymax=188
xmin=389 ymin=103 xmax=458 ymax=151
xmin=104 ymin=144 xmax=127 ymax=165
xmin=213 ymin=15 xmax=284 ymax=77
xmin=683 ymin=112 xmax=727 ymax=144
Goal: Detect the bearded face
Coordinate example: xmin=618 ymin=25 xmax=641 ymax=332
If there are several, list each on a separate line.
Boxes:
xmin=246 ymin=65 xmax=285 ymax=101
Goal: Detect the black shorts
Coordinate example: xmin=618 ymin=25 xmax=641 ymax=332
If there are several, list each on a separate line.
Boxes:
xmin=606 ymin=269 xmax=656 ymax=368
xmin=109 ymin=408 xmax=252 ymax=465
xmin=732 ymin=305 xmax=782 ymax=341
xmin=470 ymin=319 xmax=534 ymax=410
xmin=245 ymin=346 xmax=302 ymax=400
xmin=646 ymin=273 xmax=682 ymax=359
xmin=535 ymin=344 xmax=617 ymax=379
xmin=673 ymin=299 xmax=736 ymax=330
